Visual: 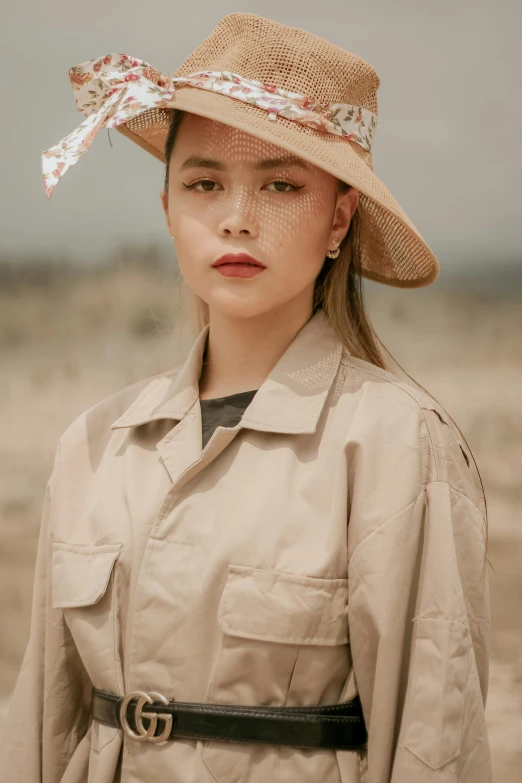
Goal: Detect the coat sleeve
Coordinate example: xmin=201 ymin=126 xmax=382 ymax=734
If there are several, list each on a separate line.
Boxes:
xmin=0 ymin=438 xmax=92 ymax=783
xmin=347 ymin=403 xmax=492 ymax=783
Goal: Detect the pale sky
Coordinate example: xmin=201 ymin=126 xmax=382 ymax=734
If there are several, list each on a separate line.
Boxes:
xmin=2 ymin=0 xmax=521 ymax=269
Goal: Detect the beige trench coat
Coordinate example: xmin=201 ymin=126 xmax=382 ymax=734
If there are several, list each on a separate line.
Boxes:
xmin=0 ymin=308 xmax=492 ymax=783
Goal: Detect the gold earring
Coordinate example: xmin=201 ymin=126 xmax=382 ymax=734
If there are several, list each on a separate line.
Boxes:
xmin=326 ymin=238 xmax=340 ymax=259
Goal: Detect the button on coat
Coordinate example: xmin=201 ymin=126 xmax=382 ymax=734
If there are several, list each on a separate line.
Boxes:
xmin=0 ymin=308 xmax=492 ymax=782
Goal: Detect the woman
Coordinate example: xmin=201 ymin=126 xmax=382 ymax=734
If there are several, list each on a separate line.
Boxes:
xmin=1 ymin=12 xmax=492 ymax=783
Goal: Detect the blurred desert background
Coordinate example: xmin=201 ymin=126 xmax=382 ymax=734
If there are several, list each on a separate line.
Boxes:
xmin=0 ymin=250 xmax=520 ymax=780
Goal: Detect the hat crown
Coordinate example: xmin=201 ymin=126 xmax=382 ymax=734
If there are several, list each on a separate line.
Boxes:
xmin=173 ymin=14 xmax=380 ymax=116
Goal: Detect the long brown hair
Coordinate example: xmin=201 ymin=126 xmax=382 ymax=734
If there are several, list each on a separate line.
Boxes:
xmin=163 ymin=108 xmax=490 ymax=564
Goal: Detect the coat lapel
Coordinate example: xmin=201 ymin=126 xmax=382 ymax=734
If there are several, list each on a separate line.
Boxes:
xmin=110 ymin=307 xmax=344 ymax=437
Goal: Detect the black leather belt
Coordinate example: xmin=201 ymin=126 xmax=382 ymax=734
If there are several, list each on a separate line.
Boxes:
xmin=92 ymin=687 xmax=368 ymax=750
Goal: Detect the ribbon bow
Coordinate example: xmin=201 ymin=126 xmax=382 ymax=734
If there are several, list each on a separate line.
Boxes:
xmin=42 ymin=53 xmax=377 ymax=198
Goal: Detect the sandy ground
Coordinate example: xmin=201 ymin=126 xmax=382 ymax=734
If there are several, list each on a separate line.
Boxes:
xmin=0 ymin=264 xmax=521 ymax=779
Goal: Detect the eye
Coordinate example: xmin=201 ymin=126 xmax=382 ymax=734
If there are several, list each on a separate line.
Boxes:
xmin=182 ymin=178 xmax=304 ymax=194
xmin=183 ymin=179 xmax=221 ymax=193
xmin=264 ymin=180 xmax=304 ymax=193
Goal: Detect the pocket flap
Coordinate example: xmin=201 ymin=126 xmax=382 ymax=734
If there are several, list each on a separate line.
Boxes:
xmin=52 ymin=542 xmax=123 ymax=609
xmin=217 ymin=564 xmax=348 ymax=645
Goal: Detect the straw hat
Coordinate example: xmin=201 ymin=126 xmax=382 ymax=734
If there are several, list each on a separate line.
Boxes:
xmin=42 ymin=13 xmax=440 ymax=288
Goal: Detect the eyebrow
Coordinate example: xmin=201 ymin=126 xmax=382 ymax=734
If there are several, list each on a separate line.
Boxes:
xmin=178 ymin=154 xmax=310 ymax=172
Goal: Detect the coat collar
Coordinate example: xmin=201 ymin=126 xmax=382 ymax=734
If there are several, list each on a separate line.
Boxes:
xmin=110 ymin=307 xmax=344 ymax=435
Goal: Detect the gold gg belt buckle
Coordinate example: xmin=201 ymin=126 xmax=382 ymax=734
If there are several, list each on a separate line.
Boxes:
xmin=119 ymin=690 xmax=173 ymax=743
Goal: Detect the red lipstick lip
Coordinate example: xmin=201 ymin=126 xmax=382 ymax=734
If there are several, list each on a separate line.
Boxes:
xmin=212 ymin=253 xmax=265 ymax=268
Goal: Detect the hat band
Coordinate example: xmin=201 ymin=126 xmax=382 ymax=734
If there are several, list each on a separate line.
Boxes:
xmin=42 ymin=52 xmax=378 ymax=198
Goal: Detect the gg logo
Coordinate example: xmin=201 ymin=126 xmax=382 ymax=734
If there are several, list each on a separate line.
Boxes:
xmin=119 ymin=690 xmax=173 ymax=743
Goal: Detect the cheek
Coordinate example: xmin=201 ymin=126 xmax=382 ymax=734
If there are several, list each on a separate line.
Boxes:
xmin=167 ymin=211 xmax=215 ymax=292
xmin=169 ymin=208 xmax=214 ymax=267
xmin=261 ymin=194 xmax=332 ymax=258
xmin=172 ymin=213 xmax=201 ymax=243
xmin=169 ymin=196 xmax=208 ymax=239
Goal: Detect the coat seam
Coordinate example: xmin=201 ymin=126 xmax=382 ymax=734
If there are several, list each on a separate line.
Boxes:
xmin=420 ymin=407 xmax=439 ymax=482
xmin=339 ymin=358 xmax=445 ymax=420
xmin=340 ymin=360 xmax=440 ymax=488
xmin=428 ymin=481 xmax=487 ymax=522
xmin=348 ymin=489 xmax=426 ymax=568
xmin=348 ymin=480 xmax=487 ymax=572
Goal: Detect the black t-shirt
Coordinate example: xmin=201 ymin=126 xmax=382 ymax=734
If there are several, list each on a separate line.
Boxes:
xmin=200 ymin=389 xmax=258 ymax=449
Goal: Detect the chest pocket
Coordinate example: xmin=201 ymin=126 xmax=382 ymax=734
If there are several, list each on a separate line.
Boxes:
xmin=51 ymin=541 xmax=123 ymax=681
xmin=203 ymin=564 xmax=351 ymax=783
xmin=52 ymin=541 xmax=123 ymax=753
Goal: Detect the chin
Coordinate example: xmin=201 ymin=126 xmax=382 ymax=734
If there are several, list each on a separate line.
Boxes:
xmin=206 ymin=295 xmax=278 ymax=321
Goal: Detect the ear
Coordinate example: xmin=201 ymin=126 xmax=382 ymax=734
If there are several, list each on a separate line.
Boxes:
xmin=331 ymin=187 xmax=359 ymax=242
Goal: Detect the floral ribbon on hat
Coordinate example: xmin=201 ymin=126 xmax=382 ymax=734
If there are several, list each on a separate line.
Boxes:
xmin=42 ymin=53 xmax=378 ymax=198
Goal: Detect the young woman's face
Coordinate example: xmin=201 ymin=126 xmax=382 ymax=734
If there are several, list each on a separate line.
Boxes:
xmin=160 ymin=113 xmax=358 ymax=320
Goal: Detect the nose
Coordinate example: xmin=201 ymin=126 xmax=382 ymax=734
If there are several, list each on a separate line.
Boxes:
xmin=217 ymin=188 xmax=259 ymax=239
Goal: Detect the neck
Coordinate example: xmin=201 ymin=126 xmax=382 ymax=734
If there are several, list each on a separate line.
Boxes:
xmin=198 ymin=301 xmax=316 ymax=400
